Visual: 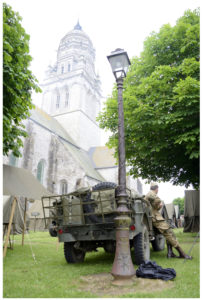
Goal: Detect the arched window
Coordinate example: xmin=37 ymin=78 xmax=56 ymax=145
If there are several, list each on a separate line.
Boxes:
xmin=37 ymin=159 xmax=45 ymax=184
xmin=65 ymin=90 xmax=69 ymax=107
xmin=60 ymin=180 xmax=68 ymax=194
xmin=9 ymin=152 xmax=18 ymax=167
xmin=56 ymin=93 xmax=60 ymax=109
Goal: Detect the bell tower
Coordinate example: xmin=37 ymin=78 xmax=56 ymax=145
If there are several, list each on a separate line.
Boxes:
xmin=41 ymin=22 xmax=102 ymax=150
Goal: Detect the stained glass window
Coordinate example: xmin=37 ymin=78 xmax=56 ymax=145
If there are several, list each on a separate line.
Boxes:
xmin=60 ymin=180 xmax=68 ymax=194
xmin=37 ymin=160 xmax=45 ymax=184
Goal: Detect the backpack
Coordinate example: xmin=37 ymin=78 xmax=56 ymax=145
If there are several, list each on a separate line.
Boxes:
xmin=136 ymin=260 xmax=176 ymax=281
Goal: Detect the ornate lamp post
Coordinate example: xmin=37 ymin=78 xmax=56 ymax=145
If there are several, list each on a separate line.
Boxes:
xmin=107 ymin=49 xmax=135 ymax=281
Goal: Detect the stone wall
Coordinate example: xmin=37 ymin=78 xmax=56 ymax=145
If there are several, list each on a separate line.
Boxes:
xmin=4 ymin=118 xmax=91 ymax=195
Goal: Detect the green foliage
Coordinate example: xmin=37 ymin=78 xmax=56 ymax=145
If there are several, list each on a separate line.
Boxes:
xmin=173 ymin=197 xmax=185 ymax=215
xmin=98 ymin=8 xmax=200 ymax=188
xmin=3 ymin=3 xmax=41 ymax=157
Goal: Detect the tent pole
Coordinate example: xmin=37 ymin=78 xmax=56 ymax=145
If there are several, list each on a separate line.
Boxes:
xmin=22 ymin=198 xmax=28 ymax=246
xmin=3 ymin=197 xmax=17 ymax=258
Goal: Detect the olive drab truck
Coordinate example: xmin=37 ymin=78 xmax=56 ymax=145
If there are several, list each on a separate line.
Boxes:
xmin=42 ymin=182 xmax=167 ymax=265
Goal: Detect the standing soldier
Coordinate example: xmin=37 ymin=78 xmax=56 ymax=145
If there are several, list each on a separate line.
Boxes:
xmin=145 ymin=182 xmax=192 ymax=259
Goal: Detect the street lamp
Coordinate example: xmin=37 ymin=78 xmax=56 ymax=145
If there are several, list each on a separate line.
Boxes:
xmin=107 ymin=49 xmax=135 ymax=281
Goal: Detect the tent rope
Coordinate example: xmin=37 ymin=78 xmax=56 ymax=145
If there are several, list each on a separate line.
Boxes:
xmin=16 ymin=198 xmax=37 ymax=263
xmin=183 ymin=231 xmax=200 ymax=263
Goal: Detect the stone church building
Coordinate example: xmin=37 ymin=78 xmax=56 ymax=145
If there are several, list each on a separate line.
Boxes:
xmin=4 ymin=22 xmax=143 ymax=195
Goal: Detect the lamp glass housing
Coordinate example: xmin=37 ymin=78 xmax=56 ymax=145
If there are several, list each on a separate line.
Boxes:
xmin=107 ymin=48 xmax=131 ymax=79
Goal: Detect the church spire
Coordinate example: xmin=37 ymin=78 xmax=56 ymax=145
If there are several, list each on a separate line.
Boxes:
xmin=74 ymin=20 xmax=82 ymax=30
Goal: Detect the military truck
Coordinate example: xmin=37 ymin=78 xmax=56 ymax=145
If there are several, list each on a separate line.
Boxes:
xmin=42 ymin=182 xmax=167 ymax=265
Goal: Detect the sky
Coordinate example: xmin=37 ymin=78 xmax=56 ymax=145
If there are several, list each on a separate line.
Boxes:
xmin=3 ymin=0 xmax=199 ymax=203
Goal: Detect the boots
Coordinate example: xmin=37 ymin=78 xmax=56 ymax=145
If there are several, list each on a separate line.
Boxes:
xmin=167 ymin=243 xmax=178 ymax=258
xmin=175 ymin=246 xmax=192 ymax=260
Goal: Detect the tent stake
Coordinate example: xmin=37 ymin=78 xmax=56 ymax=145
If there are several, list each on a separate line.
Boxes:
xmin=22 ymin=198 xmax=28 ymax=246
xmin=183 ymin=231 xmax=200 ymax=263
xmin=3 ymin=197 xmax=17 ymax=258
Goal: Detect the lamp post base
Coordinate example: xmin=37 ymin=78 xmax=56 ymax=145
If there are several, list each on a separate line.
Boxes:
xmin=111 ymin=277 xmax=135 ymax=286
xmin=111 ymin=213 xmax=135 ymax=280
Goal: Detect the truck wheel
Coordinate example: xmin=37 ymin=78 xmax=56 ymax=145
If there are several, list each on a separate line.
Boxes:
xmin=151 ymin=234 xmax=165 ymax=251
xmin=104 ymin=241 xmax=116 ymax=253
xmin=133 ymin=225 xmax=150 ymax=265
xmin=49 ymin=224 xmax=57 ymax=237
xmin=64 ymin=242 xmax=85 ymax=263
xmin=83 ymin=182 xmax=117 ymax=224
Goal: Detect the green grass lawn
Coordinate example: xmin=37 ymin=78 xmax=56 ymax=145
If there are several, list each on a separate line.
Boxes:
xmin=3 ymin=229 xmax=200 ymax=298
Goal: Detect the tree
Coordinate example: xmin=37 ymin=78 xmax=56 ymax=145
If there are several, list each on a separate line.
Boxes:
xmin=3 ymin=3 xmax=41 ymax=157
xmin=98 ymin=9 xmax=199 ymax=188
xmin=173 ymin=197 xmax=185 ymax=215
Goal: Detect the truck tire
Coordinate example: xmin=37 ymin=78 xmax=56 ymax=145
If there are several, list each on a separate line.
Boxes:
xmin=49 ymin=223 xmax=57 ymax=237
xmin=64 ymin=242 xmax=85 ymax=263
xmin=83 ymin=182 xmax=117 ymax=224
xmin=151 ymin=234 xmax=165 ymax=251
xmin=133 ymin=225 xmax=150 ymax=265
xmin=104 ymin=241 xmax=116 ymax=254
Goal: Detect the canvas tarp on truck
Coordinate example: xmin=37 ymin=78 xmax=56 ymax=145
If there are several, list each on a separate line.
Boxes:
xmin=184 ymin=190 xmax=200 ymax=233
xmin=62 ymin=195 xmax=82 ymax=225
xmin=47 ymin=188 xmax=117 ymax=226
xmin=92 ymin=189 xmax=116 ymax=214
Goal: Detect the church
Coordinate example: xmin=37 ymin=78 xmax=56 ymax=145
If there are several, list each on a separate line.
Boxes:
xmin=4 ymin=22 xmax=143 ymax=196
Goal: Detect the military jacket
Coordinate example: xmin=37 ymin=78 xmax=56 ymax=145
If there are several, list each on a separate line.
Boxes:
xmin=144 ymin=190 xmax=164 ymax=221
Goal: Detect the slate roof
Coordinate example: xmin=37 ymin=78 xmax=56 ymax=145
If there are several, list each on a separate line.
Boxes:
xmin=30 ymin=107 xmax=76 ymax=146
xmin=29 ymin=107 xmax=105 ymax=182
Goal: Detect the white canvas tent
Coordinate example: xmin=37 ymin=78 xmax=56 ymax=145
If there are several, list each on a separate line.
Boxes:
xmin=174 ymin=205 xmax=180 ymax=219
xmin=3 ymin=164 xmax=53 ymax=257
xmin=3 ymin=164 xmax=52 ymax=198
xmin=165 ymin=203 xmax=177 ymax=227
xmin=174 ymin=205 xmax=181 ymax=227
xmin=3 ymin=195 xmax=28 ymax=234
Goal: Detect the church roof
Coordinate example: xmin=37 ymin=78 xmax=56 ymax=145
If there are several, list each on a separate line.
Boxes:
xmin=63 ymin=142 xmax=105 ymax=181
xmin=29 ymin=107 xmax=105 ymax=182
xmin=30 ymin=107 xmax=76 ymax=146
xmin=59 ymin=22 xmax=93 ymax=49
xmin=88 ymin=146 xmax=117 ymax=168
xmin=74 ymin=20 xmax=82 ymax=30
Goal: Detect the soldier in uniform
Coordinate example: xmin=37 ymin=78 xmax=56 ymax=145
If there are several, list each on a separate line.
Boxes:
xmin=145 ymin=182 xmax=192 ymax=259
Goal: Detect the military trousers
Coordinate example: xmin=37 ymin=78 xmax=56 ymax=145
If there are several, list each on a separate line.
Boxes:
xmin=152 ymin=220 xmax=179 ymax=248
